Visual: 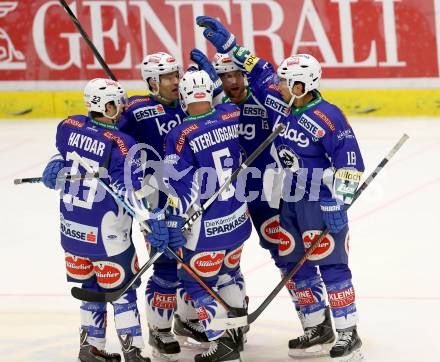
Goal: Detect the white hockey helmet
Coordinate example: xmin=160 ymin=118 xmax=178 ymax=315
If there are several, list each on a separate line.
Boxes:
xmin=179 ymin=70 xmax=214 ymax=112
xmin=84 ymin=78 xmax=127 ymax=119
xmin=140 ymin=52 xmax=181 ymax=93
xmin=277 ymin=54 xmax=322 ymax=99
xmin=212 ymin=53 xmax=240 ymax=74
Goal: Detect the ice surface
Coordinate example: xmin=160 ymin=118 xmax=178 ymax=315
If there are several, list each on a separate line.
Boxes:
xmin=1 ymin=118 xmax=439 ymax=361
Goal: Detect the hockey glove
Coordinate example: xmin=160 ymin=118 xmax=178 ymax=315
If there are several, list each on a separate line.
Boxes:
xmin=320 ymin=199 xmax=348 ymax=234
xmin=164 ymin=214 xmax=187 ymax=259
xmin=196 ymin=16 xmax=236 ymax=53
xmin=42 ymin=156 xmax=65 ymax=190
xmin=146 ymin=209 xmax=170 ymax=252
xmin=190 ymin=48 xmax=223 ymax=97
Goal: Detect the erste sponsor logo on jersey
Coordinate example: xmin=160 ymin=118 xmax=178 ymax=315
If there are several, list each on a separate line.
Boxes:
xmin=102 ymin=131 xmax=129 ymax=156
xmin=302 ymin=230 xmax=335 ymax=261
xmin=204 ymin=204 xmax=249 ymax=237
xmin=264 ymin=94 xmax=289 ymax=116
xmin=65 ymin=253 xmax=94 ymax=280
xmin=296 ymin=288 xmax=317 ymax=306
xmin=279 ymin=121 xmax=310 ymax=147
xmin=93 ymin=261 xmax=125 ymax=288
xmin=61 ymin=216 xmax=98 ymax=244
xmin=278 ymin=226 xmax=295 ymax=256
xmin=313 ymin=109 xmax=335 ymax=132
xmin=328 ymin=286 xmax=355 ymax=308
xmin=238 ymin=123 xmax=256 ymax=140
xmin=260 ymin=215 xmax=280 ymax=244
xmin=152 ymin=292 xmax=177 ymax=309
xmin=63 ymin=118 xmax=85 ymax=128
xmin=176 ymin=123 xmax=199 ymax=153
xmin=242 ymin=104 xmax=267 ymax=119
xmin=224 ymin=245 xmax=244 ymax=269
xmin=298 ymin=114 xmax=326 ymax=140
xmin=133 ymin=104 xmax=165 ymax=121
xmin=190 ymin=251 xmax=226 ymax=277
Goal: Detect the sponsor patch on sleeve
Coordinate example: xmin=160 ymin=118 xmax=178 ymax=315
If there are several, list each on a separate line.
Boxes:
xmin=63 ymin=118 xmax=85 ymax=128
xmin=102 ymin=130 xmax=129 ymax=156
xmin=313 ymin=109 xmax=335 ymax=132
xmin=127 ymin=97 xmax=150 ymax=109
xmin=243 ymin=54 xmax=260 ymax=73
xmin=176 ymin=123 xmax=199 ymax=153
xmin=221 ymin=110 xmax=241 ymax=121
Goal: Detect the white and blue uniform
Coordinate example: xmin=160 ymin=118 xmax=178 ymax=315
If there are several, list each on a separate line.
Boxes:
xmin=122 ymin=96 xmax=192 ymax=329
xmin=164 ymin=103 xmax=252 ymax=340
xmin=235 ymin=52 xmax=365 ymax=331
xmin=56 ymin=114 xmax=145 ymax=350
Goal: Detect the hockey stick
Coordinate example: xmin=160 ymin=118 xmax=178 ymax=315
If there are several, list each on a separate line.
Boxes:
xmin=58 ymin=0 xmax=117 ymax=81
xmin=14 ymin=172 xmax=103 ymax=185
xmin=209 ymin=133 xmax=410 ymax=330
xmin=70 ymin=124 xmax=284 ymax=308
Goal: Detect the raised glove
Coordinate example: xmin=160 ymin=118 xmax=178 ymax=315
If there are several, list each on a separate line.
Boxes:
xmin=196 ymin=16 xmax=236 ymax=53
xmin=190 ymin=48 xmax=223 ymax=97
xmin=146 ymin=209 xmax=170 ymax=252
xmin=42 ymin=156 xmax=65 ymax=189
xmin=320 ymin=199 xmax=348 ymax=234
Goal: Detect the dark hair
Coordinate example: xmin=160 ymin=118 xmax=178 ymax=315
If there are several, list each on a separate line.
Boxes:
xmin=90 ymin=111 xmax=104 ymax=118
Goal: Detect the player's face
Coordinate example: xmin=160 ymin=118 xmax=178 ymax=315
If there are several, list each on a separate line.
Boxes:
xmin=219 ymin=70 xmax=246 ymax=102
xmin=278 ymin=78 xmax=292 ymax=103
xmin=159 ymin=71 xmax=180 ymax=101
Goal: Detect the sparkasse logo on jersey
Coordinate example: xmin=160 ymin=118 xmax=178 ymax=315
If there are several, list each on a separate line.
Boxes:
xmin=60 ymin=216 xmax=98 ymax=244
xmin=133 ymin=104 xmax=165 ymax=121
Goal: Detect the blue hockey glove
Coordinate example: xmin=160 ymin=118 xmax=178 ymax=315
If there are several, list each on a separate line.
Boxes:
xmin=190 ymin=48 xmax=223 ymax=97
xmin=166 ymin=214 xmax=186 ymax=248
xmin=146 ymin=209 xmax=170 ymax=252
xmin=196 ymin=16 xmax=236 ymax=53
xmin=42 ymin=156 xmax=65 ymax=189
xmin=320 ymin=199 xmax=348 ymax=234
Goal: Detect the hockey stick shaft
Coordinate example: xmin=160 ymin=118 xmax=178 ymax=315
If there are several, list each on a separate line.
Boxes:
xmin=69 ymin=152 xmax=241 ymax=313
xmin=209 ymin=133 xmax=409 ymax=330
xmin=59 ymin=0 xmax=117 ymax=81
xmin=182 ymin=123 xmax=285 ymax=231
xmin=71 ymin=125 xmax=282 ymax=310
xmin=14 ymin=172 xmax=101 ymax=185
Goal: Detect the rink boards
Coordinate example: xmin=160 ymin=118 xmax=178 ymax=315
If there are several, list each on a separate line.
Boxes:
xmin=1 ymin=89 xmax=440 ymax=119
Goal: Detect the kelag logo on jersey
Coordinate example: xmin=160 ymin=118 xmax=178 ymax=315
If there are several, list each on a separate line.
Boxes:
xmin=279 ymin=122 xmax=310 ymax=147
xmin=156 ymin=116 xmax=183 ymax=136
xmin=264 ymin=94 xmax=289 ymax=115
xmin=204 ymin=204 xmax=249 ymax=237
xmin=60 ymin=216 xmax=98 ymax=244
xmin=238 ymin=123 xmax=256 ymax=140
xmin=298 ymin=114 xmax=326 ymax=140
xmin=242 ymin=104 xmax=267 ymax=118
xmin=133 ymin=104 xmax=165 ymax=121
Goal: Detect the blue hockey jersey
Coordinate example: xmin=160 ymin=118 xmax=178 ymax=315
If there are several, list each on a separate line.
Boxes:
xmin=164 ymin=103 xmax=252 ymax=251
xmin=121 ymin=95 xmax=187 ymax=208
xmin=56 ymin=115 xmax=143 ymax=258
xmin=243 ymin=57 xmax=365 ymax=202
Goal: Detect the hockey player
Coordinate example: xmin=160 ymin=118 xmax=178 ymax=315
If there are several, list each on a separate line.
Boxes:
xmin=163 ymin=67 xmax=252 ymax=362
xmin=120 ymin=52 xmax=207 ymax=359
xmin=198 ymin=16 xmax=365 ymax=362
xmin=212 ymin=53 xmax=286 ymax=346
xmin=41 ymin=78 xmax=162 ymax=362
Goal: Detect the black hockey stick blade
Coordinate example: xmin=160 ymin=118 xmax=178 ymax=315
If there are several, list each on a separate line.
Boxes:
xmin=209 ymin=133 xmax=409 ymax=330
xmin=71 ymin=251 xmax=163 ymax=302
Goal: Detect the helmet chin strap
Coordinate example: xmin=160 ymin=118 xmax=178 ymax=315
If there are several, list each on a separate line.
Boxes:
xmin=104 ymin=105 xmax=122 ymax=123
xmin=287 ymin=84 xmax=307 ymax=108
